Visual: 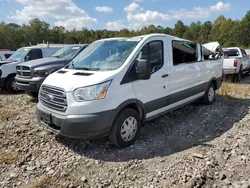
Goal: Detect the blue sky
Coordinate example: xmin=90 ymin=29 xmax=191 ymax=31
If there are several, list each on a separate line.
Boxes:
xmin=0 ymin=0 xmax=249 ymax=30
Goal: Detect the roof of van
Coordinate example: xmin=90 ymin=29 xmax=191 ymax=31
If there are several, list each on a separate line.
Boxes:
xmin=97 ymin=33 xmax=185 ymax=42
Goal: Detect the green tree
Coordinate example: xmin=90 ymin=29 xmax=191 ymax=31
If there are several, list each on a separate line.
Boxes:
xmin=198 ymin=21 xmax=212 ymax=44
xmin=209 ymin=15 xmax=226 ymax=43
xmin=173 ymin=20 xmax=187 ymax=38
xmin=239 ymin=11 xmax=250 ymax=47
xmin=183 ymin=21 xmax=201 ymax=41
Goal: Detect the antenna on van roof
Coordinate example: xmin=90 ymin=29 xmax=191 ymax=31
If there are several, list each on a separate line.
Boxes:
xmin=43 ymin=40 xmax=45 ymax=44
xmin=47 ymin=41 xmax=49 ymax=47
xmin=29 ymin=42 xmax=32 ymax=46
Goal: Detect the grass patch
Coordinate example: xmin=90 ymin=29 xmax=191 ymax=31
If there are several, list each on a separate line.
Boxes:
xmin=0 ymin=152 xmax=20 ymax=164
xmin=28 ymin=176 xmax=53 ymax=188
xmin=217 ymin=82 xmax=250 ymax=99
xmin=0 ymin=108 xmax=17 ymax=121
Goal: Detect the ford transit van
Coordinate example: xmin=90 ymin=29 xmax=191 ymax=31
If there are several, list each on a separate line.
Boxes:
xmin=36 ymin=34 xmax=223 ymax=147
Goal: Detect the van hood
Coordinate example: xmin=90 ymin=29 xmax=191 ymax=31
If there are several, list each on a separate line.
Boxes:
xmin=19 ymin=57 xmax=70 ymax=69
xmin=42 ymin=68 xmax=117 ymax=92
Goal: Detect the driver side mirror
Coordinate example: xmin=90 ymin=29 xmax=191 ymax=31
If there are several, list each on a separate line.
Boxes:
xmin=135 ymin=59 xmax=151 ymax=80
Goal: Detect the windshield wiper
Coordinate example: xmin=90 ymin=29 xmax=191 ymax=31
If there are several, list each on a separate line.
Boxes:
xmin=53 ymin=55 xmax=62 ymax=58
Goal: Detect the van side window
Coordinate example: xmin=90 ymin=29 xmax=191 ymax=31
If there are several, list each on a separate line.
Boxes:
xmin=137 ymin=41 xmax=163 ymax=73
xmin=172 ymin=41 xmax=196 ymax=66
xmin=26 ymin=49 xmax=43 ymax=60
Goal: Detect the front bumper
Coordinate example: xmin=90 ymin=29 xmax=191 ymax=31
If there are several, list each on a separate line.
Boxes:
xmin=36 ymin=103 xmax=115 ymax=140
xmin=15 ymin=76 xmax=45 ymax=92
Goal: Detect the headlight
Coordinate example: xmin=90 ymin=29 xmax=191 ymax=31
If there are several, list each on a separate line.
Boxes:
xmin=34 ymin=70 xmax=49 ymax=77
xmin=74 ymin=80 xmax=112 ymax=101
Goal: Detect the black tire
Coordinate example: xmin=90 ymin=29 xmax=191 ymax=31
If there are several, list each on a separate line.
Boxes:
xmin=6 ymin=76 xmax=19 ymax=93
xmin=202 ymin=83 xmax=216 ymax=105
xmin=233 ymin=69 xmax=242 ymax=83
xmin=108 ymin=108 xmax=141 ymax=148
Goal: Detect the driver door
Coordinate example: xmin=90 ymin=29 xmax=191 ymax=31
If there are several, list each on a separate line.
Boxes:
xmin=132 ymin=39 xmax=170 ymax=119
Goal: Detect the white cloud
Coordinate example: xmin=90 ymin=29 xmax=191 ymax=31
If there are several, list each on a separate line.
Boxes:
xmin=95 ymin=6 xmax=113 ymax=13
xmin=210 ymin=1 xmax=231 ymax=12
xmin=127 ymin=10 xmax=171 ymax=22
xmin=124 ymin=3 xmax=143 ymax=13
xmin=105 ymin=21 xmax=126 ymax=30
xmin=170 ymin=2 xmax=231 ymax=20
xmin=55 ymin=17 xmax=97 ymax=30
xmin=124 ymin=1 xmax=231 ymax=28
xmin=133 ymin=0 xmax=143 ymax=2
xmin=9 ymin=0 xmax=97 ymax=30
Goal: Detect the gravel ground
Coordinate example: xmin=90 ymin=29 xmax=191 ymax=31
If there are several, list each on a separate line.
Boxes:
xmin=1 ymin=82 xmax=250 ymax=188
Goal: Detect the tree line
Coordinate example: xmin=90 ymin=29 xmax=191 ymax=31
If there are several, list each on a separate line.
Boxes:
xmin=1 ymin=11 xmax=250 ymax=51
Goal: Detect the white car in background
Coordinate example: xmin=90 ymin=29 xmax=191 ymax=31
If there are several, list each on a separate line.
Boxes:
xmin=0 ymin=51 xmax=15 ymax=61
xmin=223 ymin=47 xmax=249 ymax=82
xmin=0 ymin=44 xmax=65 ymax=92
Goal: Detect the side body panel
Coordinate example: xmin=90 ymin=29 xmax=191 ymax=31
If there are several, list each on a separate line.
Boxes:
xmin=131 ymin=36 xmax=170 ymax=115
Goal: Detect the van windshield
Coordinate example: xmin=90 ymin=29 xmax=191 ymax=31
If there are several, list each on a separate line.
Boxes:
xmin=68 ymin=39 xmax=140 ymax=71
xmin=52 ymin=46 xmax=81 ymax=59
xmin=8 ymin=48 xmax=28 ymax=62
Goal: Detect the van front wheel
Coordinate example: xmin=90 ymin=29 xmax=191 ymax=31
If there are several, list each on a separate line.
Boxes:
xmin=109 ymin=108 xmax=141 ymax=148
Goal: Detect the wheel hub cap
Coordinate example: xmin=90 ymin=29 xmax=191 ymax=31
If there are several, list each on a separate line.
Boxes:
xmin=208 ymin=87 xmax=215 ymax=102
xmin=120 ymin=117 xmax=138 ymax=142
xmin=12 ymin=80 xmax=19 ymax=91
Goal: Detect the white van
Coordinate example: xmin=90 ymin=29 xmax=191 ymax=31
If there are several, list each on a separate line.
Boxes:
xmin=0 ymin=44 xmax=64 ymax=92
xmin=36 ymin=34 xmax=223 ymax=147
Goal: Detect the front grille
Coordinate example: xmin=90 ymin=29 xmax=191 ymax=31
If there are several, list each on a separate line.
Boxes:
xmin=40 ymin=85 xmax=67 ymax=112
xmin=16 ymin=66 xmax=31 ymax=78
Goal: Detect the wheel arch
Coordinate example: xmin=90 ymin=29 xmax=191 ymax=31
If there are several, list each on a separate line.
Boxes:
xmin=113 ymin=99 xmax=146 ymax=122
xmin=208 ymin=77 xmax=218 ymax=90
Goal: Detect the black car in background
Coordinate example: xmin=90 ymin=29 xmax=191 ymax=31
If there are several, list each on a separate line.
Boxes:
xmin=15 ymin=44 xmax=88 ymax=97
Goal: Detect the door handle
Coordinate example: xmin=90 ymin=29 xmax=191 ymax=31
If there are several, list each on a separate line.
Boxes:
xmin=162 ymin=74 xmax=169 ymax=78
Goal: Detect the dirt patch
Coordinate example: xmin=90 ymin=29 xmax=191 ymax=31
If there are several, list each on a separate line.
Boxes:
xmin=0 ymin=81 xmax=250 ymax=188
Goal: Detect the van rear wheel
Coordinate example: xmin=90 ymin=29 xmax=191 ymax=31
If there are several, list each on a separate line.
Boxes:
xmin=108 ymin=108 xmax=141 ymax=148
xmin=202 ymin=83 xmax=216 ymax=105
